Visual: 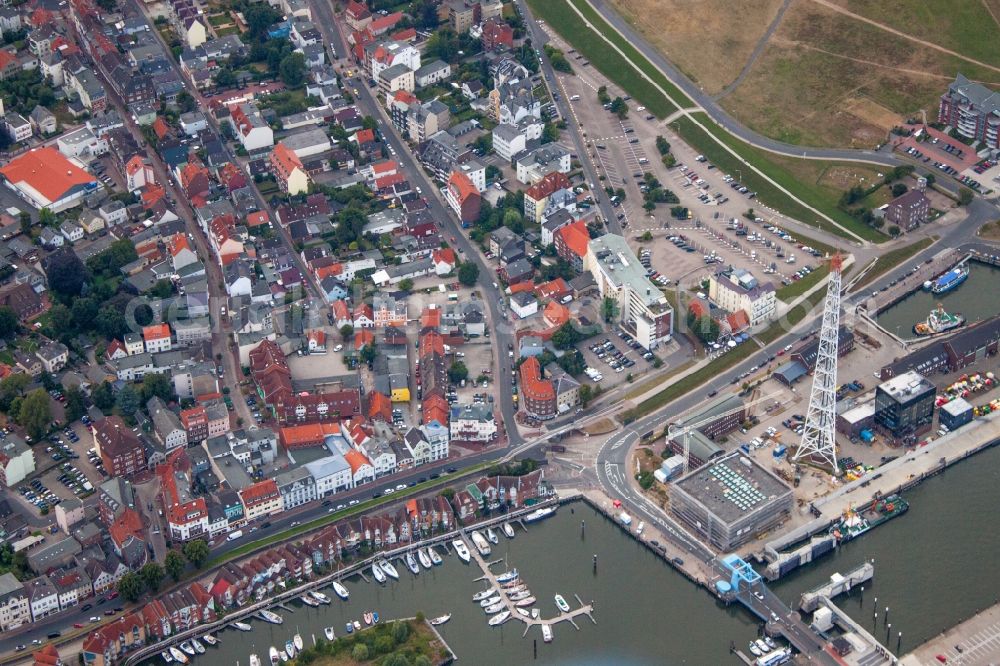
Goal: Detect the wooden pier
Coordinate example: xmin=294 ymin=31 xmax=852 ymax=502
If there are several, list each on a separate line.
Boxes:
xmin=464 ymin=535 xmax=596 ymax=637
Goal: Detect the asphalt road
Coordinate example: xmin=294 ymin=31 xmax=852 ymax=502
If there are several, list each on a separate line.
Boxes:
xmin=307 ymin=0 xmax=525 ymax=450
xmin=516 ymin=0 xmax=621 ymax=235
xmin=592 ymin=195 xmax=998 ymax=564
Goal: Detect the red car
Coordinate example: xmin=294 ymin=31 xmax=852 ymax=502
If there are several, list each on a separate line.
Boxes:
xmin=73 ymin=623 xmax=85 ymax=628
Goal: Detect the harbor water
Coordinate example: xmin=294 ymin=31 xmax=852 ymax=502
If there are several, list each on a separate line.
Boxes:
xmin=873 ymin=261 xmax=1000 ymax=337
xmin=162 ymin=503 xmax=758 ymax=666
xmin=773 ymin=442 xmax=1000 ymax=651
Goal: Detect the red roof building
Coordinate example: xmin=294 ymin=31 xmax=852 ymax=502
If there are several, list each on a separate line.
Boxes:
xmin=519 ymin=356 xmax=557 ymax=421
xmin=0 ymin=147 xmax=97 ymax=211
xmin=278 ymin=422 xmax=342 ymax=450
xmin=481 ymin=17 xmax=514 ymax=50
xmin=445 ymin=170 xmax=481 ymax=224
xmin=554 ymin=219 xmax=590 ymax=268
xmin=93 ymin=416 xmax=146 ymax=478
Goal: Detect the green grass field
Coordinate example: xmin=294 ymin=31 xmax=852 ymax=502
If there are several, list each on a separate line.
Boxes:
xmin=528 ymin=0 xmax=886 ymax=244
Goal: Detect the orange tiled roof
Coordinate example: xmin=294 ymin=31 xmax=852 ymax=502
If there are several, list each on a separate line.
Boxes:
xmin=0 ymin=147 xmax=96 ymax=206
xmin=556 ymin=219 xmax=589 ymax=258
xmin=447 ymin=169 xmax=478 ymax=202
xmin=519 ymin=356 xmax=555 ymax=401
xmin=142 ymin=323 xmax=170 ymax=341
xmin=344 ymin=449 xmax=371 ymax=474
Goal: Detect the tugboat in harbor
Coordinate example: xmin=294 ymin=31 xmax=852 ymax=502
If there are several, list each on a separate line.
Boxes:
xmin=914 ymin=304 xmax=965 ymax=336
xmin=829 ymin=494 xmax=909 ymax=543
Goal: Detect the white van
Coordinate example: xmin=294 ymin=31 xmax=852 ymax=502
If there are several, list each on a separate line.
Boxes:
xmin=227 ymin=530 xmax=244 ymax=541
xmin=569 ymin=94 xmax=580 ymax=101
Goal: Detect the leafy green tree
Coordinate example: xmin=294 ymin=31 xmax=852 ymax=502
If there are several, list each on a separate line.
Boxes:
xmin=87 ymin=240 xmax=138 ymax=278
xmin=578 ymin=384 xmax=593 ymax=406
xmin=890 ymin=183 xmax=908 ymax=197
xmin=115 ymin=384 xmax=140 ymax=417
xmin=70 ymin=298 xmax=99 ymax=332
xmin=0 ymin=307 xmax=17 ymax=338
xmin=176 ymin=91 xmax=196 ymax=113
xmin=597 ymin=85 xmax=609 ymax=104
xmin=92 ymin=381 xmax=115 ymax=410
xmin=339 ymin=324 xmax=354 ymax=342
xmin=550 ymin=323 xmax=581 ymax=350
xmin=215 ymin=68 xmax=237 ymax=88
xmin=447 ymin=361 xmax=468 ymax=384
xmin=140 ymin=562 xmax=164 ymax=592
xmin=95 ymin=305 xmax=128 ymax=340
xmin=117 ymin=572 xmax=144 ymax=602
xmin=244 ymin=4 xmax=282 ymax=39
xmin=64 ymin=386 xmax=86 ymax=424
xmin=279 ymin=52 xmax=306 ymax=87
xmin=610 ymin=97 xmax=628 ymax=118
xmin=457 ymin=262 xmax=479 ymax=286
xmin=374 ymin=635 xmax=395 ymax=655
xmin=165 ymin=550 xmax=186 ymax=581
xmin=46 ymin=249 xmax=87 ymax=300
xmin=398 ymin=278 xmax=414 ymax=292
xmin=141 ymin=373 xmax=174 ymax=404
xmin=359 ymin=344 xmax=378 ymax=365
xmin=655 ymin=136 xmax=671 ymax=156
xmin=958 ymin=187 xmax=974 ymax=206
xmin=685 ymin=309 xmax=719 ymax=343
xmin=17 ymin=389 xmax=51 ymax=441
xmin=601 ymin=297 xmax=619 ymax=323
xmin=182 ymin=539 xmax=210 ymax=568
xmin=352 ymin=644 xmax=369 ymax=661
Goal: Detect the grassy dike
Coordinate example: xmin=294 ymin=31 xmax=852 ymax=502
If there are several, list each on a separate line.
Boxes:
xmin=527 ymin=0 xmax=886 ymax=244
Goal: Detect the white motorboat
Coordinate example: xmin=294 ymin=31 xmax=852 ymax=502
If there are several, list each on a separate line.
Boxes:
xmin=496 ymin=569 xmax=519 ymax=584
xmin=405 ymin=552 xmax=420 ymax=575
xmin=300 ymin=595 xmax=320 ymax=607
xmin=353 ymin=620 xmax=361 ymax=631
xmin=170 ymin=647 xmax=188 ymax=664
xmin=554 ymin=595 xmax=570 ymax=613
xmin=470 ymin=531 xmax=491 ymax=556
xmin=488 ymin=611 xmax=511 ymax=626
xmin=202 ymin=634 xmax=218 ymax=646
xmin=484 ymin=602 xmax=506 ymax=614
xmin=258 ymin=610 xmax=284 ymax=624
xmin=749 ymin=643 xmax=763 ymax=657
xmin=332 ymin=581 xmax=349 ymax=600
xmin=310 ymin=590 xmax=331 ymax=604
xmin=418 ymin=548 xmax=433 ymax=569
xmin=531 ymin=609 xmax=540 ymax=620
xmin=523 ymin=506 xmax=556 ymax=523
xmin=754 ymin=640 xmax=771 ymax=654
xmin=379 ymin=560 xmax=400 ymax=580
xmin=162 ymin=650 xmax=174 ymax=663
xmin=180 ymin=642 xmax=195 ymax=656
xmin=279 ymin=650 xmax=289 ymax=663
xmin=472 ymin=588 xmax=497 ymax=602
xmin=249 ymin=654 xmax=260 ymax=666
xmin=430 ymin=614 xmax=451 ymax=626
xmin=504 ymin=584 xmax=527 ymax=595
xmin=293 ymin=634 xmax=304 ymax=653
xmin=502 ymin=523 xmax=515 ymax=538
xmin=508 ymin=590 xmax=531 ymax=601
xmin=542 ymin=624 xmax=553 ymax=643
xmin=452 ymin=539 xmax=471 ymax=563
xmin=514 ymin=596 xmax=537 ymax=608
xmin=364 ymin=612 xmax=373 ymax=626
xmin=429 ymin=547 xmax=443 ymax=565
xmin=486 ymin=527 xmax=499 ymax=544
xmin=284 ymin=640 xmax=296 ymax=659
xmin=764 ymin=636 xmax=776 ymax=649
xmin=515 ymin=608 xmax=531 ymax=618
xmin=372 ymin=563 xmax=387 ymax=583
xmin=480 ymin=595 xmax=502 ymax=608
xmin=269 ymin=646 xmax=280 ymax=665
xmin=191 ymin=639 xmax=205 ymax=654
xmin=324 ymin=627 xmax=336 ymax=641
xmin=232 ymin=621 xmax=252 ymax=632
